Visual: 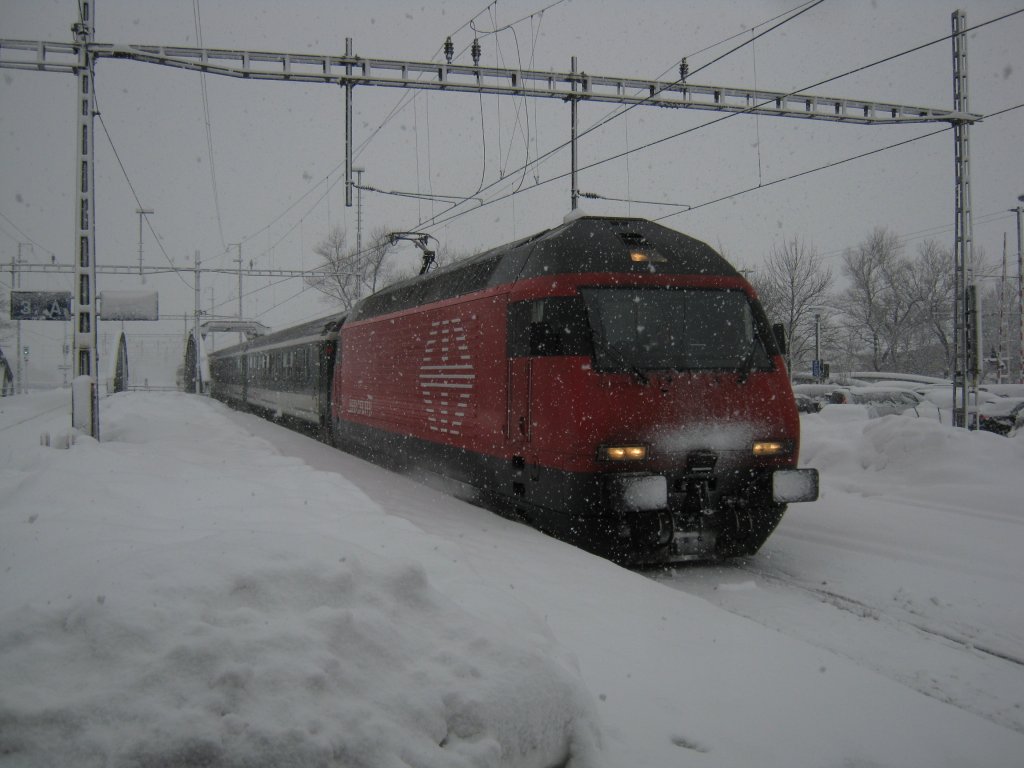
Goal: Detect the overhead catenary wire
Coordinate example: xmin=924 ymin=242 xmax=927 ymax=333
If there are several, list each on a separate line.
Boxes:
xmin=0 ymin=210 xmax=59 ymax=262
xmin=406 ymin=0 xmax=830 ymax=231
xmin=93 ymin=94 xmax=192 ymax=288
xmin=581 ymin=0 xmax=823 ymax=134
xmin=14 ymin=3 xmax=1015 ymax=332
xmin=193 ymin=0 xmax=228 ymax=253
xmin=206 ymin=1 xmax=506 ymax=268
xmin=423 ymin=99 xmax=1022 ymax=241
xmin=650 ymin=101 xmax=1024 ymax=222
xmin=190 ymin=0 xmax=815 ymax=269
xmin=538 ymin=0 xmax=828 ymax=185
xmin=232 ymin=0 xmax=562 ymax=273
xmin=356 ymin=184 xmax=483 ymax=206
xmin=140 ymin=15 xmax=1024 ymax=332
xmin=409 ymin=9 xmax=1024 ymax=237
xmin=352 ymin=0 xmax=565 ymax=161
xmin=472 ymin=7 xmax=533 ymax=185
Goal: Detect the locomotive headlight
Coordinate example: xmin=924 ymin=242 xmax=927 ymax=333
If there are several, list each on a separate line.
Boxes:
xmin=599 ymin=444 xmax=648 ymax=461
xmin=752 ymin=440 xmax=792 ymax=457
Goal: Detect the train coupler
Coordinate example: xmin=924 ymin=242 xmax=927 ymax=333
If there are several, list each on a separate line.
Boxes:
xmin=670 ymin=528 xmax=717 ymax=561
xmin=695 ymin=478 xmax=716 ymax=516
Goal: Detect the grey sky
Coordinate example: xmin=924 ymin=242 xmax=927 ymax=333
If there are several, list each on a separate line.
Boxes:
xmin=1 ymin=1 xmax=1022 ymax=368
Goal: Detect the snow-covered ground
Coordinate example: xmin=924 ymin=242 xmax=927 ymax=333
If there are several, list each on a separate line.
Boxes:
xmin=1 ymin=390 xmax=1022 ymax=767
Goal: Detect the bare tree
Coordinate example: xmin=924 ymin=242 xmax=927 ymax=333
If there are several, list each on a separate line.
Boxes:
xmin=838 ymin=227 xmax=926 ymax=371
xmin=749 ymin=236 xmax=834 ymax=376
xmin=360 ymin=226 xmax=399 ymax=294
xmin=305 ymin=226 xmax=396 ymax=310
xmin=904 ymin=239 xmax=955 ymax=375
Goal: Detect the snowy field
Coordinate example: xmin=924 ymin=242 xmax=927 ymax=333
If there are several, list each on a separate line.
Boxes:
xmin=1 ymin=390 xmax=1022 ymax=768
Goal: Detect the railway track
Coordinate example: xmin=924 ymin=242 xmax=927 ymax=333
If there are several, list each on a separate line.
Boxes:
xmin=0 ymin=398 xmax=70 ymax=435
xmin=737 ymin=559 xmax=1024 ymax=670
xmin=654 ymin=554 xmax=1024 ymax=734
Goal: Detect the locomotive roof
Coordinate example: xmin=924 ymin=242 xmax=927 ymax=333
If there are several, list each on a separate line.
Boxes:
xmin=517 ymin=215 xmax=738 ymax=280
xmin=350 ymin=217 xmax=741 ymax=322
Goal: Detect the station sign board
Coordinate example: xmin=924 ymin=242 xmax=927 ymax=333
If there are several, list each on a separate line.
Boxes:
xmin=9 ymin=291 xmax=72 ymax=321
xmin=98 ymin=290 xmax=159 ymax=321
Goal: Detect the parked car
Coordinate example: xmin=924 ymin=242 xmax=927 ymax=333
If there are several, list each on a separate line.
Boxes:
xmin=794 ymin=392 xmax=822 ymax=413
xmin=792 ymin=384 xmax=849 ymax=411
xmin=979 ymin=384 xmax=1024 ymax=399
xmin=845 ymin=387 xmax=927 ymax=418
xmin=978 ymin=398 xmax=1024 ymax=437
xmin=918 ymin=386 xmax=1011 ymax=428
xmin=794 ymin=384 xmax=927 ymax=419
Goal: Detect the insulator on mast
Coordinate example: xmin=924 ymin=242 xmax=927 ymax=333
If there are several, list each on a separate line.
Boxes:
xmin=444 ymin=36 xmax=454 ymax=65
xmin=471 ymin=37 xmax=481 ymax=66
xmin=680 ymin=57 xmax=688 ymax=83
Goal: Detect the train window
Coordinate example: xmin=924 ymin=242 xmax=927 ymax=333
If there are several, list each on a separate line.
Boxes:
xmin=508 ymin=297 xmax=592 ymax=357
xmin=581 ymin=287 xmax=771 ymax=373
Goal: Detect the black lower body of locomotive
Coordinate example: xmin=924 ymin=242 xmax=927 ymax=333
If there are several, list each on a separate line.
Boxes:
xmin=333 ymin=416 xmax=785 ymax=564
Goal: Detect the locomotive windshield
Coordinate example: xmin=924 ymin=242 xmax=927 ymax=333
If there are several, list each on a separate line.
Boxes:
xmin=581 ymin=287 xmax=772 ymax=373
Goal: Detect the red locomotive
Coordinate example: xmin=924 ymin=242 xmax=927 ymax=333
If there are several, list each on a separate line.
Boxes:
xmin=210 ymin=215 xmax=818 ymax=563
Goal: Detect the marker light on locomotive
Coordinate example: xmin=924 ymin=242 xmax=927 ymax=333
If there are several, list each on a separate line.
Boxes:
xmin=752 ymin=440 xmax=792 ymax=457
xmin=629 ymin=249 xmax=667 ymax=264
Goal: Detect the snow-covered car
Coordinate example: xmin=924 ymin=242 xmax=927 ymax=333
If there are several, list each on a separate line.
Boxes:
xmin=792 ymin=384 xmax=848 ymax=411
xmin=918 ymin=386 xmax=1007 ymax=427
xmin=978 ymin=398 xmax=1024 ymax=437
xmin=806 ymin=385 xmax=927 ymax=418
xmin=845 ymin=387 xmax=927 ymax=418
xmin=794 ymin=392 xmax=822 ymax=413
xmin=979 ymin=384 xmax=1024 ymax=399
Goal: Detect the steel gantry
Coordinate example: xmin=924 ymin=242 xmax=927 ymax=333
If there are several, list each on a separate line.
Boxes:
xmin=0 ymin=4 xmax=987 ymax=435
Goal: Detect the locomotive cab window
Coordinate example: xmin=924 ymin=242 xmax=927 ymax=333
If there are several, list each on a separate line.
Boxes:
xmin=508 ymin=297 xmax=593 ymax=357
xmin=581 ymin=287 xmax=772 ymax=373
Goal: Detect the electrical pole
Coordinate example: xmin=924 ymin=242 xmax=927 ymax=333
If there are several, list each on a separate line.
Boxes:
xmin=71 ymin=1 xmax=99 ymax=437
xmin=354 ymin=166 xmax=364 ymax=296
xmin=570 ymin=56 xmax=579 ymax=211
xmin=815 ymin=313 xmax=822 ymax=382
xmin=951 ymin=9 xmax=975 ymax=427
xmin=13 ymin=247 xmax=25 ymax=394
xmin=136 ymin=207 xmax=153 ymax=283
xmin=193 ymin=250 xmax=201 ymax=395
xmin=998 ymin=237 xmax=1008 ymax=384
xmin=344 ymin=37 xmax=354 ymax=208
xmin=354 ymin=167 xmax=364 ymax=256
xmin=231 ymin=243 xmax=243 ymax=344
xmin=1015 ymin=198 xmax=1024 ymax=384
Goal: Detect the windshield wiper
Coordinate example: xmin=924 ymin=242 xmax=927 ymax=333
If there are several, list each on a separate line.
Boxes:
xmin=597 ymin=339 xmax=649 ymax=385
xmin=735 ymin=338 xmax=761 ymax=384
